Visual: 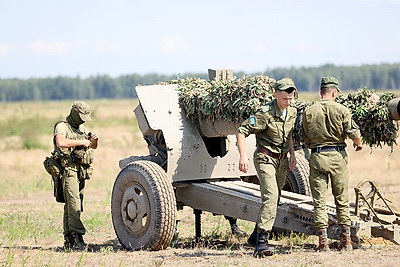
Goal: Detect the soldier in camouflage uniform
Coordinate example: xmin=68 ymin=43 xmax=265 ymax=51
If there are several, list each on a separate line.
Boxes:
xmin=54 ymin=101 xmax=99 ymax=250
xmin=236 ymin=78 xmax=297 ymax=257
xmin=302 ymin=77 xmax=362 ymax=251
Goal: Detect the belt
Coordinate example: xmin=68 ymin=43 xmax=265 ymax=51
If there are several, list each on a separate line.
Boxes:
xmin=311 ymin=146 xmax=345 ymax=153
xmin=257 ymin=147 xmax=287 ymax=159
xmin=294 ymin=144 xmax=306 ymax=151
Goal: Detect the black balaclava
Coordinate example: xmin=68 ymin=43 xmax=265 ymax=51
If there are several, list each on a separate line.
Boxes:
xmin=66 ymin=108 xmax=84 ymax=128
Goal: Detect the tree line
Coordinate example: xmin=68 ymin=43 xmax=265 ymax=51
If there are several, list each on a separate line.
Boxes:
xmin=1 ymin=63 xmax=399 ymax=102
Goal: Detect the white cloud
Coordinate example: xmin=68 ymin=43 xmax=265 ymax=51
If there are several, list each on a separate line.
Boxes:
xmin=94 ymin=42 xmax=121 ymax=53
xmin=0 ymin=43 xmax=11 ymax=56
xmin=159 ymin=35 xmax=188 ymax=54
xmin=30 ymin=40 xmax=85 ymax=55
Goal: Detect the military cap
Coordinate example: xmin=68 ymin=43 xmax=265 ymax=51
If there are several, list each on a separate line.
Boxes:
xmin=274 ymin=78 xmax=297 ymax=91
xmin=72 ymin=101 xmax=92 ymax=121
xmin=320 ymin=77 xmax=341 ymax=92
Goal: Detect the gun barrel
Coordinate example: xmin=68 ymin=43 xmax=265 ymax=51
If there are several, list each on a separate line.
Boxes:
xmin=388 ymin=98 xmax=400 ymax=120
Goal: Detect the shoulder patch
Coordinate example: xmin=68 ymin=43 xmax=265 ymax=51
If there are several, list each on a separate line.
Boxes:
xmin=249 ymin=116 xmax=256 ymax=126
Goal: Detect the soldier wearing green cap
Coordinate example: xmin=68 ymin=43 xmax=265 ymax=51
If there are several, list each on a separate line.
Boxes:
xmin=302 ymin=77 xmax=362 ymax=252
xmin=53 ymin=101 xmax=100 ymax=250
xmin=236 ymin=78 xmax=297 ymax=257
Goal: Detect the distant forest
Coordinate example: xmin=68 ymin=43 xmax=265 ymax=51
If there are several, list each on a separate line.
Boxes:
xmin=1 ymin=63 xmax=400 ymax=101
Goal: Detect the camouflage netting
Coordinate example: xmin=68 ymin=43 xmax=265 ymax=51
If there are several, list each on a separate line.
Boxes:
xmin=293 ymin=89 xmax=399 ymax=149
xmin=161 ymin=75 xmax=276 ymax=123
xmin=337 ymin=89 xmax=399 ymax=149
xmin=291 ymin=100 xmax=313 ymax=145
xmin=162 ymin=76 xmax=399 ymax=149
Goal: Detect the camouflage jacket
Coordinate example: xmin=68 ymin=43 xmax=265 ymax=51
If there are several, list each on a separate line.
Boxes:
xmin=302 ymin=99 xmax=361 ymax=149
xmin=237 ymin=99 xmax=297 ymax=154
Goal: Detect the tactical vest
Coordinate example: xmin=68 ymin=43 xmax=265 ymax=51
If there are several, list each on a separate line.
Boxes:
xmin=53 ymin=120 xmax=94 ymax=168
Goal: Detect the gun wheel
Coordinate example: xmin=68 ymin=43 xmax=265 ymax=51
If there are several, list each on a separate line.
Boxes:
xmin=111 ymin=160 xmax=176 ymax=250
xmin=283 ymin=149 xmax=310 ymax=195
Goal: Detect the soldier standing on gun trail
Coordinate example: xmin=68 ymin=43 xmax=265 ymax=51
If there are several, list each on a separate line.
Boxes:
xmin=302 ymin=77 xmax=362 ymax=252
xmin=236 ymin=78 xmax=297 ymax=257
xmin=54 ymin=101 xmax=99 ymax=250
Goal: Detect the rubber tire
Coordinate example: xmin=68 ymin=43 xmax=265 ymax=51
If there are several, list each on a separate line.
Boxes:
xmin=111 ymin=160 xmax=176 ymax=251
xmin=283 ymin=149 xmax=310 ymax=196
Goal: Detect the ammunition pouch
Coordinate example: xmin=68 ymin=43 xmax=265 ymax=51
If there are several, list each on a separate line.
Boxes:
xmin=43 ymin=154 xmax=65 ymax=203
xmin=79 ymin=164 xmax=93 ymax=180
xmin=71 ymin=146 xmax=93 ymax=165
xmin=43 ymin=154 xmax=62 ymax=177
xmin=71 ymin=146 xmax=93 ymax=180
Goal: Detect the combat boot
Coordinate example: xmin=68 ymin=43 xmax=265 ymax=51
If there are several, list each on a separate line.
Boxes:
xmin=231 ymin=223 xmax=247 ymax=237
xmin=226 ymin=217 xmax=247 ymax=237
xmin=338 ymin=226 xmax=352 ymax=251
xmin=253 ymin=232 xmax=274 ymax=258
xmin=247 ymin=227 xmax=257 ymax=246
xmin=315 ymin=228 xmax=330 ymax=252
xmin=63 ymin=233 xmax=75 ymax=250
xmin=72 ymin=234 xmax=87 ymax=251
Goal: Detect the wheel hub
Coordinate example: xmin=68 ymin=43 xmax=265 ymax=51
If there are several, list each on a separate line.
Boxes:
xmin=120 ymin=183 xmax=151 ymax=236
xmin=126 ymin=200 xmax=138 ymax=220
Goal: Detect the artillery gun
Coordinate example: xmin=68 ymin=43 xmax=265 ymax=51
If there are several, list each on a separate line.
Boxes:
xmin=111 ymin=70 xmax=400 ymax=250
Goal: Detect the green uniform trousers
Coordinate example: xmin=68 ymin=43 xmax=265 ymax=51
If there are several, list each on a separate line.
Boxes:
xmin=62 ymin=166 xmax=86 ymax=235
xmin=309 ymin=150 xmax=351 ymax=229
xmin=253 ymin=151 xmax=288 ymax=233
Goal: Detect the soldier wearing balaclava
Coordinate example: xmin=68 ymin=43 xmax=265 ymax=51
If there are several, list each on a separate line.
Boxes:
xmin=53 ymin=101 xmax=99 ymax=251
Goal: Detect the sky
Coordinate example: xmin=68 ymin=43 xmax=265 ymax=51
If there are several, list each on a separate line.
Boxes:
xmin=1 ymin=0 xmax=400 ymax=78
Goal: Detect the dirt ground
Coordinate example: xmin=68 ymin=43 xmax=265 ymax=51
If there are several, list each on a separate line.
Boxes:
xmin=1 ymin=100 xmax=400 ymax=266
xmin=1 ymin=208 xmax=400 ymax=267
xmin=6 ymin=242 xmax=398 ymax=267
xmin=1 ymin=194 xmax=399 ymax=267
xmin=2 ymin=215 xmax=400 ymax=267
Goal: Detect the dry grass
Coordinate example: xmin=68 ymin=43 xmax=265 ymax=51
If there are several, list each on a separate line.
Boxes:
xmin=0 ymin=99 xmax=399 ymax=266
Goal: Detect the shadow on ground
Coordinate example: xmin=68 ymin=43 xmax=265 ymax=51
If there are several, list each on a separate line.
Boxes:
xmin=1 ymin=237 xmax=320 ymax=255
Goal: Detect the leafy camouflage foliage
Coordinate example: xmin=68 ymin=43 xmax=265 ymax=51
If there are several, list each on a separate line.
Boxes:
xmin=337 ymin=89 xmax=399 ymax=149
xmin=168 ymin=75 xmax=276 ymax=123
xmin=173 ymin=76 xmax=398 ymax=148
xmin=291 ymin=100 xmax=313 ymax=145
xmin=292 ymin=89 xmax=399 ymax=148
